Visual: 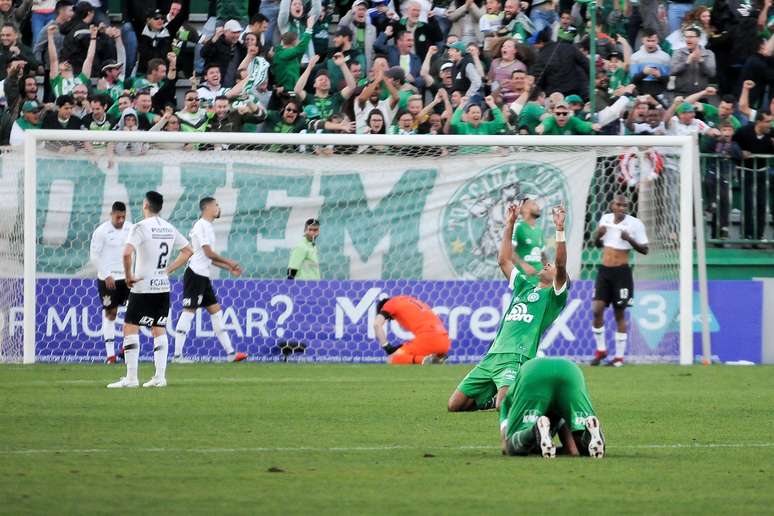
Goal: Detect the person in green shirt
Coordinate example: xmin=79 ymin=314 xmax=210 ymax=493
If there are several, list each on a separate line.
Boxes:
xmin=47 ymin=22 xmax=95 ymax=99
xmin=271 ymin=17 xmax=314 ymax=92
xmin=499 ymin=357 xmax=604 ymax=458
xmin=448 ymin=202 xmax=569 ymax=412
xmin=512 ymin=197 xmax=545 ymax=285
xmin=536 ymin=101 xmax=599 ymax=135
xmin=450 ymin=95 xmax=506 ymax=135
xmin=700 ymin=95 xmax=742 ymax=131
xmin=287 ymin=218 xmax=321 ymax=280
xmin=294 ymin=52 xmax=356 ymax=120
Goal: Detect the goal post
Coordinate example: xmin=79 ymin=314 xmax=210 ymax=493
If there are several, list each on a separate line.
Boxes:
xmin=6 ymin=130 xmax=704 ymax=364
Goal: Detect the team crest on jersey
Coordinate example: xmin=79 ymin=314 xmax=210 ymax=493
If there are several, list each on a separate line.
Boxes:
xmin=504 ymin=303 xmax=534 ymax=323
xmin=102 ymin=295 xmax=112 ymax=307
xmin=527 ymin=292 xmax=540 ymax=303
xmin=441 ymin=161 xmax=570 ymax=279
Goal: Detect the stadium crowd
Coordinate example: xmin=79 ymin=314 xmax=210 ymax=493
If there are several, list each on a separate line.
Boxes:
xmin=0 ymin=0 xmax=772 ymax=240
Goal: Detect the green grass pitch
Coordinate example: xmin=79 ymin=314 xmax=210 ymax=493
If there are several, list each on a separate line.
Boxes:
xmin=2 ymin=363 xmax=773 ymax=515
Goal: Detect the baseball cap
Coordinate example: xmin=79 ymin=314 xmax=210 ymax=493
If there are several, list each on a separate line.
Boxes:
xmin=146 ymin=8 xmax=163 ymax=19
xmin=335 ymin=26 xmax=353 ymax=38
xmin=553 ymin=100 xmax=570 ymax=110
xmin=100 ymin=59 xmax=122 ymax=75
xmin=224 ymin=19 xmax=243 ymax=32
xmin=449 ymin=41 xmax=467 ymax=53
xmin=440 ymin=61 xmax=453 ymax=72
xmin=304 ymin=105 xmax=321 ymax=119
xmin=384 ymin=66 xmax=405 ymax=82
xmin=565 ymin=94 xmax=583 ymax=104
xmin=352 ymin=0 xmax=369 ymax=7
xmin=22 ymin=100 xmax=42 ymax=112
xmin=608 ymin=50 xmax=623 ymax=60
xmin=676 ymin=102 xmax=695 ymax=114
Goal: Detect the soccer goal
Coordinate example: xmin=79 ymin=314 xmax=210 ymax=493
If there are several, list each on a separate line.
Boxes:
xmin=0 ymin=131 xmax=707 ymax=364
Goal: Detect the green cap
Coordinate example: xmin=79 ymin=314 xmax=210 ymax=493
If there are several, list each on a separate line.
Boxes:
xmin=676 ymin=102 xmax=695 ymax=114
xmin=22 ymin=100 xmax=41 ymax=112
xmin=449 ymin=41 xmax=467 ymax=53
xmin=304 ymin=104 xmax=321 ymax=119
xmin=565 ymin=94 xmax=583 ymax=104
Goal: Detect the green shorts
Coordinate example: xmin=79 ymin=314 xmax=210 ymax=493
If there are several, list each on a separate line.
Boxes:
xmin=457 ymin=353 xmax=527 ymax=409
xmin=500 ymin=358 xmax=596 ymax=438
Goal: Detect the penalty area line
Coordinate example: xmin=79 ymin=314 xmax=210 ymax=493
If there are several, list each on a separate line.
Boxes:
xmin=3 ymin=442 xmax=774 ymax=455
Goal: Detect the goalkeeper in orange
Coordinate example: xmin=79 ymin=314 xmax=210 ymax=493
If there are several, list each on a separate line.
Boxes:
xmin=374 ymin=296 xmax=451 ymax=365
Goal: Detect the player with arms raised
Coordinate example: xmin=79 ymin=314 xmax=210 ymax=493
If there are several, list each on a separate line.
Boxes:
xmin=447 ymin=202 xmax=569 ymax=411
xmin=590 ymin=195 xmax=649 ymax=366
xmin=172 ymin=197 xmax=247 ymax=363
xmin=108 ymin=191 xmax=193 ymax=388
xmin=89 ymin=201 xmax=132 ymax=363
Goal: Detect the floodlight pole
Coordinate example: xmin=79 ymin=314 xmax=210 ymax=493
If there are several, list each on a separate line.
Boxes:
xmin=588 ymin=1 xmax=597 ymax=118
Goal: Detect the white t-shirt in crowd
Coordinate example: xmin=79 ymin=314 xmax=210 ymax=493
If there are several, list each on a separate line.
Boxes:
xmin=667 ymin=116 xmax=712 ymax=136
xmin=126 ymin=216 xmax=188 ymax=294
xmin=354 ymin=97 xmax=397 ymax=134
xmin=598 ymin=213 xmax=648 ymax=251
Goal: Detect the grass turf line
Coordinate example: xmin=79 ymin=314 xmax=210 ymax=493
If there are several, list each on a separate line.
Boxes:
xmin=1 ymin=364 xmax=773 ymax=515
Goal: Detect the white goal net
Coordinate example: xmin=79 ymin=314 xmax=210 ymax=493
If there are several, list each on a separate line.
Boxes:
xmin=1 ymin=132 xmax=698 ymax=364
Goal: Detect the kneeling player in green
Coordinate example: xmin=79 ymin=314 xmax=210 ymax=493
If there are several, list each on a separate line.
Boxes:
xmin=499 ymin=357 xmax=605 ymax=459
xmin=447 ymin=203 xmax=569 ymax=411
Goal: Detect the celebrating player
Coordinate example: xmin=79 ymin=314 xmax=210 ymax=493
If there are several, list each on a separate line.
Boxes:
xmin=590 ymin=195 xmax=649 ymax=367
xmin=447 ymin=202 xmax=569 ymax=412
xmin=374 ymin=296 xmax=451 ymax=365
xmin=172 ymin=197 xmax=247 ymax=363
xmin=499 ymin=357 xmax=605 ymax=459
xmin=107 ymin=191 xmax=192 ymax=388
xmin=512 ymin=197 xmax=545 ymax=285
xmin=90 ymin=202 xmax=132 ymax=363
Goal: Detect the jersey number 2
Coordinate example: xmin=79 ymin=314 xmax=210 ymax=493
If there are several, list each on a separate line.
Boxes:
xmin=157 ymin=242 xmax=169 ymax=268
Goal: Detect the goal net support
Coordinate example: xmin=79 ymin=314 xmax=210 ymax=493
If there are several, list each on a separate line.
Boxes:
xmin=1 ymin=131 xmax=705 ymax=364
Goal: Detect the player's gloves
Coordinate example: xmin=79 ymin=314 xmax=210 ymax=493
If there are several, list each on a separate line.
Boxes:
xmin=381 ymin=343 xmax=402 ymax=355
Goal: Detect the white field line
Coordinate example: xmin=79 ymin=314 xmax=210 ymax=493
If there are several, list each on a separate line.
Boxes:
xmin=0 ymin=376 xmax=455 ymax=387
xmin=3 ymin=443 xmax=774 ymax=456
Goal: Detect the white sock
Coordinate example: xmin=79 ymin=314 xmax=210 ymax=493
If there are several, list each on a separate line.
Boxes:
xmin=211 ymin=310 xmax=234 ymax=354
xmin=614 ymin=332 xmax=627 ymax=358
xmin=154 ymin=335 xmax=169 ymax=379
xmin=174 ymin=311 xmax=194 ymax=357
xmin=103 ymin=313 xmax=116 ymax=357
xmin=124 ymin=334 xmax=140 ymax=383
xmin=592 ymin=326 xmax=606 ymax=352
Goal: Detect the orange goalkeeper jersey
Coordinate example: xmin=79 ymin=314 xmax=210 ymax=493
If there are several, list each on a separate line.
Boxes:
xmin=380 ymin=296 xmax=447 ymax=336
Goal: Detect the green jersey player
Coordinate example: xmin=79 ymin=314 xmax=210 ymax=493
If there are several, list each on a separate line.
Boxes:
xmin=512 ymin=197 xmax=545 ymax=285
xmin=499 ymin=357 xmax=605 ymax=459
xmin=447 ymin=202 xmax=569 ymax=412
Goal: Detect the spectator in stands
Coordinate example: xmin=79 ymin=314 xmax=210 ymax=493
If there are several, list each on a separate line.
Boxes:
xmin=242 ymin=13 xmax=270 ymax=53
xmin=497 ymin=0 xmax=533 ymax=44
xmin=59 ymin=1 xmax=97 ymax=74
xmin=262 ymin=98 xmax=308 ymax=133
xmin=664 ymin=100 xmax=719 ymax=136
xmin=177 ymin=89 xmax=211 ymax=132
xmin=665 ymin=6 xmax=710 ymax=51
xmin=47 ymin=23 xmax=94 ymax=98
xmin=629 ymin=29 xmax=670 ymax=99
xmin=33 ymin=0 xmax=72 ymax=69
xmin=131 ymin=90 xmax=159 ymax=129
xmin=479 ymin=0 xmax=503 ymax=38
xmin=700 ymin=120 xmax=741 ymax=240
xmin=531 ymin=27 xmax=588 ymax=99
xmin=0 ymin=23 xmax=38 ymax=80
xmin=137 ymin=2 xmax=191 ymax=74
xmin=325 ymin=26 xmax=364 ymax=90
xmin=732 ymin=111 xmax=774 ymax=242
xmin=271 ymin=16 xmax=313 ymax=92
xmin=294 ymin=53 xmax=356 ymax=121
xmin=448 ymin=40 xmax=482 ymax=99
xmin=95 ymin=58 xmax=126 ymax=102
xmin=81 ymin=93 xmax=112 ymax=131
xmin=354 ymin=66 xmax=399 ymax=133
xmin=696 ymin=90 xmax=741 ymax=130
xmin=738 ymin=35 xmax=774 ymax=111
xmin=278 ymin=0 xmax=321 ymax=59
xmin=393 ymin=1 xmax=441 ymax=60
xmin=207 ymin=95 xmax=264 ymax=134
xmin=536 ymin=100 xmax=599 ymax=135
xmin=670 ymin=27 xmax=716 ymax=98
xmin=450 ymin=95 xmax=505 ymax=134
xmin=42 ymin=93 xmax=81 ymax=131
xmin=339 ymin=0 xmax=376 ymax=68
xmin=9 ymin=100 xmax=46 ymax=145
xmin=112 ymin=108 xmax=149 ymax=156
xmin=529 ymin=0 xmax=557 ymax=37
xmin=71 ymin=82 xmax=89 ymax=117
xmin=0 ymin=0 xmax=32 ymax=32
xmin=374 ymin=27 xmax=422 ymax=86
xmin=197 ymin=64 xmax=230 ymax=103
xmin=447 ymin=0 xmax=482 ymax=47
xmin=31 ymin=0 xmax=59 ymax=49
xmin=487 ymin=38 xmax=526 ymax=104
xmin=201 ymin=19 xmax=243 ymax=86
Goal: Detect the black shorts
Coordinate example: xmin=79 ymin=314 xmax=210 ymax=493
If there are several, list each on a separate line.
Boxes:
xmin=594 ymin=265 xmax=634 ymax=308
xmin=124 ymin=292 xmax=171 ymax=327
xmin=182 ymin=268 xmax=218 ymax=309
xmin=97 ymin=279 xmax=130 ymax=310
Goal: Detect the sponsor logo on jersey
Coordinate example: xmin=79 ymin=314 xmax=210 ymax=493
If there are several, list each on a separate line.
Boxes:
xmin=504 ymin=303 xmax=534 ymax=323
xmin=527 ymin=292 xmax=540 ymax=303
xmin=441 ymin=161 xmax=571 ymax=279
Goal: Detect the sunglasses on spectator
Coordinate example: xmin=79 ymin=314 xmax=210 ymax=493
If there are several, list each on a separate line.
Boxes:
xmin=186 ymin=97 xmax=200 ymax=102
xmin=554 ymin=111 xmax=570 ymax=116
xmin=284 ymin=107 xmax=298 ymax=113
